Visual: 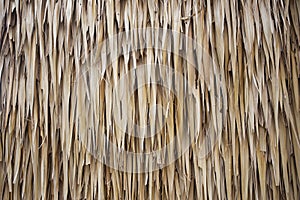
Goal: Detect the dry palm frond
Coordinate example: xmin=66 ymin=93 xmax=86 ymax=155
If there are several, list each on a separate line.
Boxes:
xmin=0 ymin=0 xmax=300 ymax=199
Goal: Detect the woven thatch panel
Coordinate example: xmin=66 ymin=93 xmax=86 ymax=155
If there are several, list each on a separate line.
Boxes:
xmin=0 ymin=0 xmax=300 ymax=199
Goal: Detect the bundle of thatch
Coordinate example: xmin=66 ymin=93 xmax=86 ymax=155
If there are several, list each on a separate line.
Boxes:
xmin=0 ymin=0 xmax=299 ymax=199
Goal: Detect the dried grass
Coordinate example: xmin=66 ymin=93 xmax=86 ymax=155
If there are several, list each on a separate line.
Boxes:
xmin=0 ymin=0 xmax=300 ymax=199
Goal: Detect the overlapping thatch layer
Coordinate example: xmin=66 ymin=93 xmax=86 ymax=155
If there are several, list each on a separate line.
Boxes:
xmin=0 ymin=0 xmax=300 ymax=199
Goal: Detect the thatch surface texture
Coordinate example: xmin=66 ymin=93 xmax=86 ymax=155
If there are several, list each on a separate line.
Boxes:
xmin=0 ymin=0 xmax=300 ymax=199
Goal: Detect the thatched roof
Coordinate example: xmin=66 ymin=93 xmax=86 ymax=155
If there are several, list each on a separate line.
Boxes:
xmin=0 ymin=0 xmax=299 ymax=199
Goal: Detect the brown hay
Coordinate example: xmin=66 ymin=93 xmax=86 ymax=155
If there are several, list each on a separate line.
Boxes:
xmin=0 ymin=0 xmax=300 ymax=199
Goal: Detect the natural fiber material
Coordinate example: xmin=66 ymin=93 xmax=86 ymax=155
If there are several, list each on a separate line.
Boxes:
xmin=0 ymin=0 xmax=299 ymax=199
